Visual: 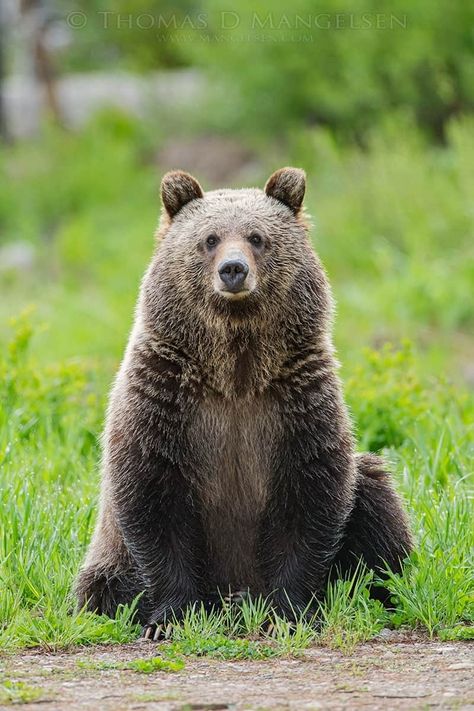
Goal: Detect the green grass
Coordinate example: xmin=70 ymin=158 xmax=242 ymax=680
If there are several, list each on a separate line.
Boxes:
xmin=0 ymin=113 xmax=473 ymax=657
xmin=78 ymin=656 xmax=185 ymax=673
xmin=0 ymin=316 xmax=472 ymax=655
xmin=0 ymin=680 xmax=47 ymax=705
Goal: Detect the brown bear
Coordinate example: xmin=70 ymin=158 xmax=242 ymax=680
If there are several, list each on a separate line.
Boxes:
xmin=75 ymin=167 xmax=413 ymax=638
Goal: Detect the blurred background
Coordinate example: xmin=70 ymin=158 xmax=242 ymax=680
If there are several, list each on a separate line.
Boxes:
xmin=0 ymin=0 xmax=473 ymax=383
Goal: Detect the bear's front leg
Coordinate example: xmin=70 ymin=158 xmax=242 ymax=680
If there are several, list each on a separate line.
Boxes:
xmin=111 ymin=447 xmax=204 ymax=638
xmin=104 ymin=359 xmax=207 ymax=638
xmin=259 ymin=372 xmax=356 ymax=620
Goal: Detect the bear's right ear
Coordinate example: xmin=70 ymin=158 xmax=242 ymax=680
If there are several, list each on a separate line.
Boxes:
xmin=161 ymin=171 xmax=204 ymax=218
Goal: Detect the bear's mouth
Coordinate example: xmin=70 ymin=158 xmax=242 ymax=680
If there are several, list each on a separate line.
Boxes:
xmin=218 ymin=288 xmax=252 ymax=300
xmin=211 ymin=287 xmax=260 ymax=318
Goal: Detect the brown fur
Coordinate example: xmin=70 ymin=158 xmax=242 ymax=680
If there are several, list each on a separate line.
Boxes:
xmin=264 ymin=166 xmax=306 ymax=213
xmin=191 ymin=392 xmax=280 ymax=591
xmin=75 ymin=168 xmax=412 ymax=629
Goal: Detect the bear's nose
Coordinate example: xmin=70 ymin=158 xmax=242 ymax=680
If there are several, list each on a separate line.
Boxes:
xmin=218 ymin=258 xmax=249 ymax=292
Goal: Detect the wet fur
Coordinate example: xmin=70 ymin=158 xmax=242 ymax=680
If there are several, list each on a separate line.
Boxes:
xmin=75 ymin=170 xmax=413 ymax=625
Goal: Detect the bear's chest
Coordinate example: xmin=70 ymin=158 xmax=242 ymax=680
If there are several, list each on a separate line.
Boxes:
xmin=188 ymin=393 xmax=280 ymax=590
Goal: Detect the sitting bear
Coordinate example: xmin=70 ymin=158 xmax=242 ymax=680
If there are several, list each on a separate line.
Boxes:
xmin=75 ymin=167 xmax=413 ymax=638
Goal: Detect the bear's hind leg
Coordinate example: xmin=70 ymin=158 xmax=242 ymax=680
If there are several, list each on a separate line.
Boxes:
xmin=75 ymin=564 xmax=145 ymax=620
xmin=332 ymin=453 xmax=413 ymax=604
xmin=74 ymin=500 xmax=146 ymax=622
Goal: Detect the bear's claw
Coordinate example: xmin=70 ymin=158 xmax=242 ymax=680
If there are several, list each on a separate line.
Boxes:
xmin=222 ymin=589 xmax=249 ymax=606
xmin=141 ymin=621 xmax=173 ymax=641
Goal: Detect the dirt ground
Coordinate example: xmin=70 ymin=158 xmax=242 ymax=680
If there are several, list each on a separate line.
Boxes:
xmin=1 ymin=634 xmax=473 ymax=711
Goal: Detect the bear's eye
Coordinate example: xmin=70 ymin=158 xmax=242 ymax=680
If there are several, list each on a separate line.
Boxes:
xmin=249 ymin=232 xmax=263 ymax=248
xmin=206 ymin=234 xmax=219 ymax=248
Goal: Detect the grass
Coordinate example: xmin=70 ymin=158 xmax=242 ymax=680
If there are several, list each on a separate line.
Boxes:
xmin=78 ymin=656 xmax=185 ymax=673
xmin=0 ymin=680 xmax=47 ymax=705
xmin=0 ymin=113 xmax=473 ymax=658
xmin=0 ymin=317 xmax=472 ymax=656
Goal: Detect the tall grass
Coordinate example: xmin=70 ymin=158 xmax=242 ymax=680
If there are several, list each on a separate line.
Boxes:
xmin=0 ymin=317 xmax=472 ymax=652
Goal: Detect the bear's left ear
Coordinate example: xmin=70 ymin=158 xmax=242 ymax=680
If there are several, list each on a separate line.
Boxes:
xmin=264 ymin=167 xmax=306 ymax=213
xmin=161 ymin=170 xmax=204 ymax=218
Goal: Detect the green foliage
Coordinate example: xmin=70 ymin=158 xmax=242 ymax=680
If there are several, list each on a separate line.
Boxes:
xmin=384 ymin=477 xmax=473 ymax=635
xmin=0 ymin=680 xmax=46 ymax=705
xmin=62 ymin=0 xmax=192 ymax=71
xmin=78 ymin=656 xmax=185 ymax=673
xmin=318 ymin=569 xmax=389 ymax=651
xmin=0 ymin=112 xmax=157 ymax=360
xmin=38 ymin=0 xmax=473 ymax=140
xmin=168 ymin=597 xmax=318 ymax=657
xmin=299 ymin=117 xmax=474 ymax=366
xmin=168 ymin=636 xmax=275 ymax=660
xmin=125 ymin=656 xmax=184 ymax=673
xmin=235 ymin=594 xmax=270 ymax=636
xmin=346 ymin=343 xmax=427 ymax=450
xmin=438 ymin=626 xmax=474 ymax=642
xmin=0 ymin=315 xmax=141 ymax=650
xmin=185 ymin=0 xmax=474 ymax=140
xmin=346 ymin=342 xmax=473 ymax=454
xmin=0 ymin=111 xmax=152 ymax=245
xmin=345 ymin=342 xmax=473 ymax=638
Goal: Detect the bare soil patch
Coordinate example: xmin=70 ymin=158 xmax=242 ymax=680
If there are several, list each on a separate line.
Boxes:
xmin=1 ymin=634 xmax=473 ymax=710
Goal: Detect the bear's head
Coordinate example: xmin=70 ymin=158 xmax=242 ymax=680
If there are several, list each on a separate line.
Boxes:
xmin=141 ymin=168 xmax=332 ymax=356
xmin=159 ymin=167 xmax=306 ymax=305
